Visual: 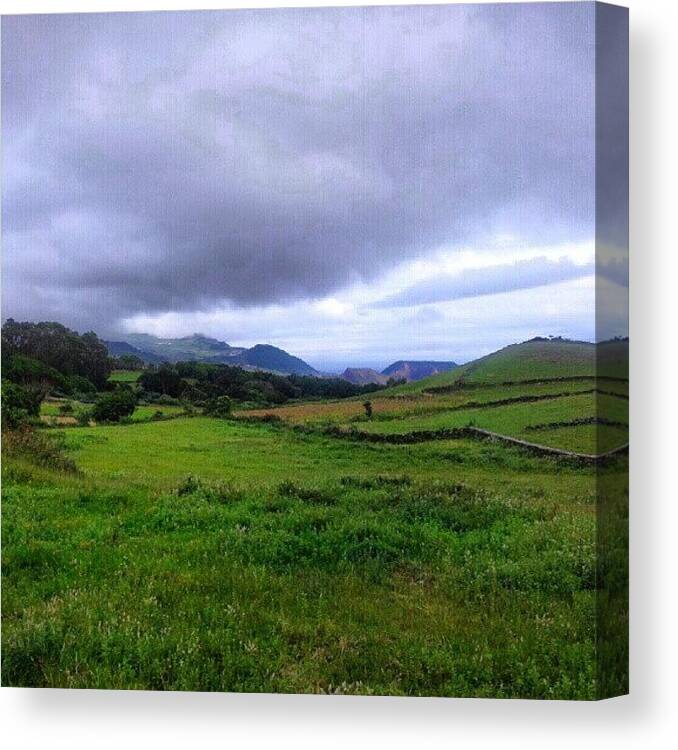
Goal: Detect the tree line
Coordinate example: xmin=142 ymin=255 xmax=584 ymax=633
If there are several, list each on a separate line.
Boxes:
xmin=138 ymin=361 xmax=387 ymax=406
xmin=1 ymin=320 xmax=391 ymax=427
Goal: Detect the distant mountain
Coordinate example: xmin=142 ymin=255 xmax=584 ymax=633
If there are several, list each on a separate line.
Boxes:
xmin=105 ymin=340 xmax=165 ymax=364
xmin=236 ymin=344 xmax=318 ymax=376
xmin=123 ymin=333 xmax=246 ymax=363
xmin=381 ymin=360 xmax=458 ymax=382
xmin=341 ymin=368 xmax=389 ymax=386
xmin=105 ymin=334 xmax=318 ymax=376
xmin=340 ymin=360 xmax=458 ymax=385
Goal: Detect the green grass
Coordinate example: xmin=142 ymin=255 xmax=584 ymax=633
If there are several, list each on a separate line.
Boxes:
xmin=382 ymin=340 xmax=597 ymax=395
xmin=130 ymin=404 xmax=185 ymax=422
xmin=52 ymin=417 xmax=593 ymax=499
xmin=2 ymin=453 xmax=601 ymax=697
xmin=108 ymin=370 xmax=142 ymax=383
xmin=2 ymin=338 xmax=629 ymax=697
xmin=40 ymin=400 xmax=84 ymax=417
xmin=522 ymin=424 xmax=628 ymax=455
xmin=350 ymin=393 xmax=628 ymax=453
xmin=380 ymin=339 xmax=628 ymax=396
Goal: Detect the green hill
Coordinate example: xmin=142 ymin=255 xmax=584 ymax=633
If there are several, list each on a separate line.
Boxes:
xmin=382 ymin=338 xmax=627 ymax=395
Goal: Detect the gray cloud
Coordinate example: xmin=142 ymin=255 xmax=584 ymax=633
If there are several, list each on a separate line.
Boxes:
xmin=2 ymin=4 xmax=596 ymax=335
xmin=370 ymin=256 xmax=594 ymax=309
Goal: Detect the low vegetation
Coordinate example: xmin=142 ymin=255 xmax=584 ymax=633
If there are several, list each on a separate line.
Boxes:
xmin=1 ymin=323 xmax=629 ymax=697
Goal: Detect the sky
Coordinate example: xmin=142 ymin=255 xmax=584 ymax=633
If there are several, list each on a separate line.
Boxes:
xmin=1 ymin=3 xmax=628 ymax=372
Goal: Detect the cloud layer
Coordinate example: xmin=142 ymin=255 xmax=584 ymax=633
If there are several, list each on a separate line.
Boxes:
xmin=370 ymin=256 xmax=595 ymax=309
xmin=2 ymin=4 xmax=597 ymax=337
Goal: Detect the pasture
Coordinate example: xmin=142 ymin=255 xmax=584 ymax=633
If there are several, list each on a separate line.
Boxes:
xmin=108 ymin=369 xmax=143 ymax=383
xmin=1 ymin=339 xmax=629 ymax=697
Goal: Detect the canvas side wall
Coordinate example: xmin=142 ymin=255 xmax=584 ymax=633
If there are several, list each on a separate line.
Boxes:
xmin=595 ymin=1 xmax=629 ymax=700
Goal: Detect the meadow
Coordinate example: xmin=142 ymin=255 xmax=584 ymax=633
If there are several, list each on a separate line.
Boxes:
xmin=1 ymin=339 xmax=629 ymax=698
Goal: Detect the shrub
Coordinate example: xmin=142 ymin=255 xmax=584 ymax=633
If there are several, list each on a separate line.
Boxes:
xmin=138 ymin=390 xmax=161 ymax=404
xmin=64 ymin=374 xmax=97 ymax=394
xmin=203 ymin=395 xmax=232 ymax=418
xmin=91 ymin=389 xmax=136 ymax=423
xmin=156 ymin=394 xmax=180 ymax=406
xmin=1 ymin=381 xmax=43 ymax=429
xmin=58 ymin=401 xmax=74 ymax=415
xmin=2 ymin=425 xmax=77 ymax=472
xmin=74 ymin=408 xmax=93 ymax=426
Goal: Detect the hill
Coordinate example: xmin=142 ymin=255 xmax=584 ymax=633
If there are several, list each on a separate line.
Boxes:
xmin=105 ymin=334 xmax=318 ymax=376
xmin=452 ymin=338 xmax=597 ymax=385
xmin=381 ymin=360 xmax=458 ymax=382
xmin=381 ymin=338 xmax=627 ymax=395
xmin=231 ymin=344 xmax=319 ymax=376
xmin=122 ymin=333 xmax=245 ymax=363
xmin=342 ymin=367 xmax=389 ymax=385
xmin=105 ymin=340 xmax=165 ymax=364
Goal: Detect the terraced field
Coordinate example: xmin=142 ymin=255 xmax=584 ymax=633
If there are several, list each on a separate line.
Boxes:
xmin=238 ymin=381 xmax=628 ymax=457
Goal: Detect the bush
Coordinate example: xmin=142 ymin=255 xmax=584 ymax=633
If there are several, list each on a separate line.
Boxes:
xmin=203 ymin=395 xmax=232 ymax=418
xmin=64 ymin=374 xmax=96 ymax=394
xmin=74 ymin=408 xmax=92 ymax=426
xmin=58 ymin=401 xmax=74 ymax=415
xmin=3 ymin=425 xmax=77 ymax=472
xmin=2 ymin=381 xmax=43 ymax=429
xmin=156 ymin=394 xmax=180 ymax=406
xmin=91 ymin=389 xmax=136 ymax=423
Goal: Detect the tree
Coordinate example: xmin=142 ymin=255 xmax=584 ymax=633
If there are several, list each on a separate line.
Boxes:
xmin=2 ymin=381 xmax=43 ymax=429
xmin=363 ymin=400 xmax=373 ymax=419
xmin=139 ymin=365 xmax=184 ymax=398
xmin=1 ymin=319 xmax=112 ymax=389
xmin=114 ymin=354 xmax=145 ymax=370
xmin=91 ymin=389 xmax=137 ymax=423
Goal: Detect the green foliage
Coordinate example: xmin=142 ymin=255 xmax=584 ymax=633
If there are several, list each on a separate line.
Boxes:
xmin=203 ymin=395 xmax=232 ymax=418
xmin=112 ymin=355 xmax=145 ymax=371
xmin=2 ymin=426 xmax=77 ymax=472
xmin=2 ymin=319 xmax=112 ymax=389
xmin=64 ymin=374 xmax=97 ymax=394
xmin=139 ymin=360 xmax=386 ymax=407
xmin=2 ymin=381 xmax=44 ymax=429
xmin=156 ymin=394 xmax=180 ymax=406
xmin=3 ymin=354 xmax=67 ymax=389
xmin=74 ymin=408 xmax=93 ymax=427
xmin=91 ymin=389 xmax=137 ymax=423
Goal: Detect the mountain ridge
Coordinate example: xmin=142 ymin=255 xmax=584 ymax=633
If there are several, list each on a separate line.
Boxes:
xmin=106 ymin=334 xmax=318 ymax=376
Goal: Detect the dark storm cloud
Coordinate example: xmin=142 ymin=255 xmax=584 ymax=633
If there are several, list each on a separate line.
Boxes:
xmin=370 ymin=257 xmax=595 ymax=309
xmin=2 ymin=4 xmax=596 ymax=334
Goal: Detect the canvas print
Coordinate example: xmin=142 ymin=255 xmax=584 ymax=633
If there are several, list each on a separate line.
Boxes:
xmin=1 ymin=2 xmax=628 ymax=699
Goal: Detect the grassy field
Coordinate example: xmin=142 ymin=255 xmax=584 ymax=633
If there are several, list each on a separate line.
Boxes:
xmin=1 ymin=339 xmax=628 ymax=697
xmin=239 ymin=384 xmax=628 ymax=456
xmin=40 ymin=400 xmax=185 ymax=425
xmin=2 ymin=414 xmax=606 ymax=697
xmin=108 ymin=369 xmax=143 ymax=383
